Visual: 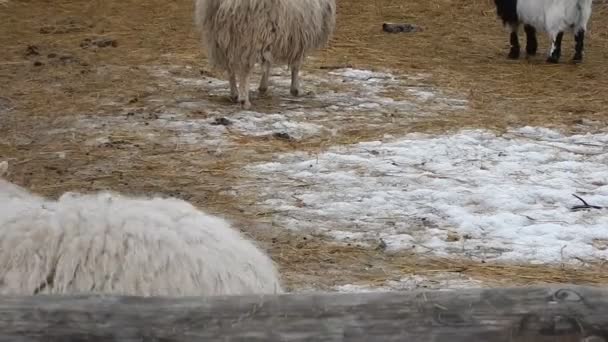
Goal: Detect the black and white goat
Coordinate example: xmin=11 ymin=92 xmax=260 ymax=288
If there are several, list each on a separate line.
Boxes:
xmin=494 ymin=0 xmax=593 ymax=63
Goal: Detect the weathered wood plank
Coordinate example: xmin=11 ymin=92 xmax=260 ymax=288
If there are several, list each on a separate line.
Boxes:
xmin=0 ymin=286 xmax=607 ymax=341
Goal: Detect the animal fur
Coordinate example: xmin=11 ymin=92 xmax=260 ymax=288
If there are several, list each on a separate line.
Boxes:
xmin=194 ymin=0 xmax=336 ymax=109
xmin=494 ymin=0 xmax=593 ymax=63
xmin=0 ymin=162 xmax=283 ymax=296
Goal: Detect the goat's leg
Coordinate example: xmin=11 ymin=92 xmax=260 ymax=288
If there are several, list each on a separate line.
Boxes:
xmin=547 ymin=31 xmax=564 ymax=63
xmin=508 ymin=23 xmax=521 ymax=59
xmin=237 ymin=70 xmax=251 ymax=109
xmin=290 ymin=61 xmax=302 ymax=97
xmin=524 ymin=24 xmax=537 ymax=56
xmin=229 ymin=71 xmax=238 ymax=103
xmin=573 ymin=28 xmax=585 ymax=63
xmin=259 ymin=59 xmax=271 ymax=96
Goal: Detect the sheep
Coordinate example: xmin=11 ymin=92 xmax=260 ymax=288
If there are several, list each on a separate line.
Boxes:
xmin=0 ymin=161 xmax=283 ymax=296
xmin=494 ymin=0 xmax=593 ymax=63
xmin=194 ymin=0 xmax=336 ymax=109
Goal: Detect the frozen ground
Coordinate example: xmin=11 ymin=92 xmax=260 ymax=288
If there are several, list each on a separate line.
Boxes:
xmin=333 ymin=273 xmax=486 ymax=293
xmin=10 ymin=63 xmax=606 ymax=291
xmin=48 ymin=66 xmax=608 ymax=266
xmin=240 ymin=127 xmax=608 ymax=265
xmin=57 ymin=65 xmax=466 ymax=149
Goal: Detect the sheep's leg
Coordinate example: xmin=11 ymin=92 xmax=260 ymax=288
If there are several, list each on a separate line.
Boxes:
xmin=258 ymin=59 xmax=271 ymax=96
xmin=508 ymin=23 xmax=521 ymax=59
xmin=237 ymin=71 xmax=251 ymax=110
xmin=573 ymin=29 xmax=585 ymax=63
xmin=524 ymin=24 xmax=537 ymax=56
xmin=547 ymin=31 xmax=564 ymax=64
xmin=229 ymin=71 xmax=238 ymax=103
xmin=290 ymin=61 xmax=302 ymax=97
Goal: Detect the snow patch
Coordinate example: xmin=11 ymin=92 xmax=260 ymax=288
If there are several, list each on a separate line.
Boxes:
xmin=242 ymin=127 xmax=608 ymax=264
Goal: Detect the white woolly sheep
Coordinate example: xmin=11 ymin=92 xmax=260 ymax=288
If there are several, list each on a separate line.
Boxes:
xmin=494 ymin=0 xmax=593 ymax=63
xmin=0 ymin=161 xmax=283 ymax=296
xmin=194 ymin=0 xmax=336 ymax=109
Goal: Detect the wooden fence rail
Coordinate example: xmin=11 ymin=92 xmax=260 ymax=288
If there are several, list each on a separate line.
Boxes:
xmin=0 ymin=286 xmax=607 ymax=341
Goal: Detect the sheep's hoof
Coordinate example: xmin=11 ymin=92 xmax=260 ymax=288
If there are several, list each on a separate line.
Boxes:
xmin=507 ymin=49 xmax=520 ymax=60
xmin=239 ymin=99 xmax=251 ymax=110
xmin=546 ymin=56 xmax=560 ymax=64
xmin=290 ymin=88 xmax=300 ymax=97
xmin=258 ymin=87 xmax=268 ymax=96
xmin=229 ymin=94 xmax=238 ymax=103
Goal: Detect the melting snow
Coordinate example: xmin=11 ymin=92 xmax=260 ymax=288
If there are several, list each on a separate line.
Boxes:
xmin=59 ymin=66 xmax=466 ymax=148
xmin=334 ymin=273 xmax=486 ymax=293
xmin=242 ymin=127 xmax=608 ymax=264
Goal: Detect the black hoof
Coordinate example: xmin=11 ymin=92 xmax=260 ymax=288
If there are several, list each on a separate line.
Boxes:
xmin=229 ymin=95 xmax=238 ymax=103
xmin=290 ymin=88 xmax=300 ymax=97
xmin=526 ymin=49 xmax=537 ymax=57
xmin=508 ymin=50 xmax=520 ymax=60
xmin=572 ymin=54 xmax=583 ymax=64
xmin=546 ymin=56 xmax=559 ymax=64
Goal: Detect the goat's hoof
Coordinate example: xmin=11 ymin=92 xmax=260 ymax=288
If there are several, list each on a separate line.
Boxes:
xmin=258 ymin=87 xmax=268 ymax=96
xmin=546 ymin=56 xmax=560 ymax=64
xmin=526 ymin=50 xmax=537 ymax=57
xmin=229 ymin=94 xmax=238 ymax=103
xmin=290 ymin=88 xmax=300 ymax=97
xmin=572 ymin=55 xmax=583 ymax=64
xmin=239 ymin=99 xmax=251 ymax=110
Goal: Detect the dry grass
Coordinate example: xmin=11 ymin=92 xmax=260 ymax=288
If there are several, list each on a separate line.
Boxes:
xmin=1 ymin=0 xmax=608 ymax=291
xmin=323 ymin=0 xmax=608 ymax=133
xmin=267 ymin=231 xmax=608 ymax=291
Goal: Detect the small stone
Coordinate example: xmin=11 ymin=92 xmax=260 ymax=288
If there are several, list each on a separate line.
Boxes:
xmin=382 ymin=22 xmax=420 ymax=33
xmin=25 ymin=45 xmax=40 ymax=57
xmin=211 ymin=117 xmax=232 ymax=126
xmin=272 ymin=132 xmax=293 ymax=141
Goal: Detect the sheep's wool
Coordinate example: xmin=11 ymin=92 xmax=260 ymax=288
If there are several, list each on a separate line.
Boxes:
xmin=195 ymin=0 xmax=336 ymax=71
xmin=495 ymin=0 xmax=592 ymax=34
xmin=0 ymin=175 xmax=282 ymax=296
xmin=193 ymin=0 xmax=336 ymax=108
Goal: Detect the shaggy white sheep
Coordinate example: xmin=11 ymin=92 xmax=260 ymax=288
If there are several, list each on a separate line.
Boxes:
xmin=494 ymin=0 xmax=593 ymax=63
xmin=0 ymin=162 xmax=283 ymax=296
xmin=194 ymin=0 xmax=336 ymax=109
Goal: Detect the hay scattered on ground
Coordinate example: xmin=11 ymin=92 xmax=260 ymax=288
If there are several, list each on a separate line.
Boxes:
xmin=265 ymin=230 xmax=608 ymax=291
xmin=1 ymin=0 xmax=608 ymax=290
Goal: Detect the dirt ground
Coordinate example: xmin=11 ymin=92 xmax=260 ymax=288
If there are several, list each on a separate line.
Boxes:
xmin=1 ymin=0 xmax=608 ymax=292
